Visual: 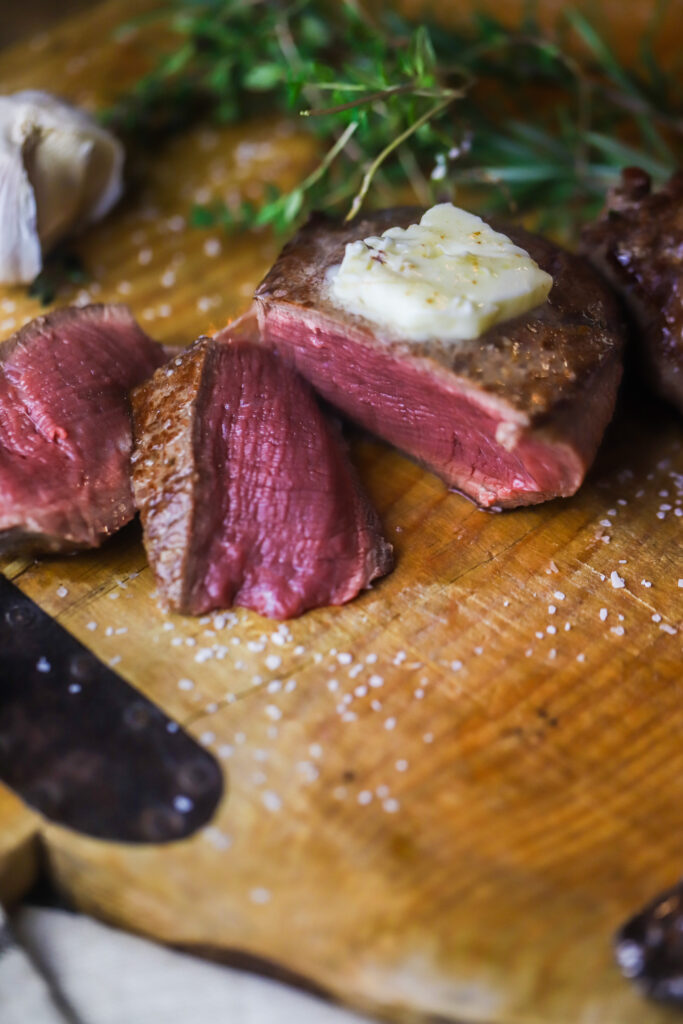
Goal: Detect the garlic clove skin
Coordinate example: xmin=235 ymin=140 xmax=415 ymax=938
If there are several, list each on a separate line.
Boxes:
xmin=0 ymin=90 xmax=124 ymax=285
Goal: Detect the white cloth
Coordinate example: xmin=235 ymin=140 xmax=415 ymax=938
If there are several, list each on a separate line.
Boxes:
xmin=1 ymin=906 xmax=373 ymax=1024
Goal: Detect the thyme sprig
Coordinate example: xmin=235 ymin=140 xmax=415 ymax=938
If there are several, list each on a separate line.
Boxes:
xmin=104 ymin=0 xmax=682 ymax=240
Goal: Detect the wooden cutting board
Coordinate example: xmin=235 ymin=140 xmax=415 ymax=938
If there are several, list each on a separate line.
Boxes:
xmin=0 ymin=3 xmax=682 ymax=1022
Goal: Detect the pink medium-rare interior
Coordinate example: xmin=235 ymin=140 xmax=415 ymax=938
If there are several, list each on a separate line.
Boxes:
xmin=259 ymin=308 xmax=584 ymax=508
xmin=0 ymin=309 xmax=163 ymax=545
xmin=186 ymin=340 xmax=392 ymax=617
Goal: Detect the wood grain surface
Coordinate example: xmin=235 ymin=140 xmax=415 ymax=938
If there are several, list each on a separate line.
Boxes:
xmin=0 ymin=3 xmax=682 ymax=1023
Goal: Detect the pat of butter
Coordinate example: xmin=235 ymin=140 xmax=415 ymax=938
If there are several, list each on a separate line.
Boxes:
xmin=327 ymin=203 xmax=553 ymax=342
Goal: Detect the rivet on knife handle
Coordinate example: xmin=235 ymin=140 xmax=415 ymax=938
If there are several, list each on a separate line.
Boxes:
xmin=0 ymin=575 xmax=223 ymax=844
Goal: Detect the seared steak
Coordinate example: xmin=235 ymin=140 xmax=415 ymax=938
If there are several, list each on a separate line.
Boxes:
xmin=581 ymin=167 xmax=683 ymax=414
xmin=255 ymin=209 xmax=625 ymax=508
xmin=131 ymin=315 xmax=393 ymax=618
xmin=0 ymin=304 xmax=164 ymax=556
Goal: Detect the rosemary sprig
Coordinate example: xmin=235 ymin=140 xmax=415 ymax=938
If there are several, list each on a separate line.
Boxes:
xmin=104 ymin=0 xmax=682 ymax=241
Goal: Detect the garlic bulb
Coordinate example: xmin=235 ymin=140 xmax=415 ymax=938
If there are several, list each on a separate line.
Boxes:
xmin=0 ymin=90 xmax=124 ymax=284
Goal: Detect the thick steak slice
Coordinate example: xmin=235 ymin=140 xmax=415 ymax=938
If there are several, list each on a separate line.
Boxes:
xmin=131 ymin=315 xmax=393 ymax=619
xmin=0 ymin=304 xmax=164 ymax=556
xmin=581 ymin=167 xmax=683 ymax=414
xmin=255 ymin=209 xmax=624 ymax=508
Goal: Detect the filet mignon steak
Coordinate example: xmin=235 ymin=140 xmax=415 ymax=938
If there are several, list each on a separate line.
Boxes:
xmin=131 ymin=315 xmax=393 ymax=619
xmin=0 ymin=303 xmax=164 ymax=556
xmin=255 ymin=209 xmax=625 ymax=508
xmin=581 ymin=167 xmax=683 ymax=414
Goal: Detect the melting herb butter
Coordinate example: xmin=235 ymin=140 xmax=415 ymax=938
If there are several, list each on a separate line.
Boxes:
xmin=327 ymin=203 xmax=553 ymax=342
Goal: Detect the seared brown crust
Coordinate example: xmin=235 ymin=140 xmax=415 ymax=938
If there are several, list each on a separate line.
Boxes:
xmin=256 ymin=208 xmax=624 ymax=423
xmin=581 ymin=168 xmax=683 ymax=413
xmin=131 ymin=337 xmax=217 ymax=611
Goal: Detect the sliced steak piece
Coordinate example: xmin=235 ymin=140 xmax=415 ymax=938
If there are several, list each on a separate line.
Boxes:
xmin=131 ymin=314 xmax=393 ymax=619
xmin=255 ymin=209 xmax=624 ymax=509
xmin=581 ymin=167 xmax=683 ymax=414
xmin=0 ymin=303 xmax=164 ymax=556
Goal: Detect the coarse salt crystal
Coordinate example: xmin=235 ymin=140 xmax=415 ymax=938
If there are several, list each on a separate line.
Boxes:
xmin=262 ymin=791 xmax=282 ymax=812
xmin=660 ymin=623 xmax=678 ymax=635
xmin=384 ymin=717 xmax=396 ymax=731
xmin=36 ymin=657 xmax=50 ymax=673
xmin=610 ymin=571 xmax=625 ymax=589
xmin=599 ymin=608 xmax=608 ymax=621
xmin=87 ymin=621 xmax=97 ymax=631
xmin=265 ymin=654 xmax=281 ymax=671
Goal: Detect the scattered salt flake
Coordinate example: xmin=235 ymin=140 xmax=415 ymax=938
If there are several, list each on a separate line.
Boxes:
xmin=297 ymin=761 xmax=319 ymax=782
xmin=358 ymin=790 xmax=372 ymax=805
xmin=341 ymin=711 xmax=357 ymax=723
xmin=576 ymin=653 xmax=586 ymax=663
xmin=546 ymin=625 xmax=557 ymax=635
xmin=250 ymin=887 xmax=271 ymax=904
xmin=370 ymin=699 xmax=382 ymax=711
xmin=611 ymin=626 xmax=625 ymax=636
xmin=383 ymin=798 xmax=400 ymax=814
xmin=678 ymin=579 xmax=683 ymax=588
xmin=660 ymin=623 xmax=678 ymax=635
xmin=423 ymin=732 xmax=434 ymax=744
xmin=265 ymin=654 xmax=282 ymax=671
xmin=369 ymin=674 xmax=384 ymax=688
xmin=395 ymin=759 xmax=408 ymax=772
xmin=294 ymin=645 xmax=305 ymax=656
xmin=337 ymin=652 xmax=352 ymax=665
xmin=553 ymin=591 xmax=565 ymax=601
xmin=548 ymin=649 xmax=557 ymax=659
xmin=327 ymin=679 xmax=339 ymax=692
xmin=309 ymin=743 xmax=323 ymax=759
xmin=641 ymin=580 xmax=653 ymax=588
xmin=163 ymin=622 xmax=174 ymax=631
xmin=178 ymin=678 xmax=194 ymax=690
xmin=262 ymin=791 xmax=282 ymax=812
xmin=204 ymin=238 xmax=222 ymax=257
xmin=203 ymin=827 xmax=231 ymax=851
xmin=393 ymin=651 xmax=406 ymax=665
xmin=535 ymin=631 xmax=544 ymax=640
xmin=473 ymin=646 xmax=483 ymax=656
xmin=414 ymin=688 xmax=425 ymax=699
xmin=384 ymin=717 xmax=396 ymax=731
xmin=86 ymin=621 xmax=97 ymax=631
xmin=138 ymin=248 xmax=152 ymax=265
xmin=376 ymin=785 xmax=390 ymax=799
xmin=109 ymin=656 xmax=121 ymax=667
xmin=564 ymin=622 xmax=572 ymax=632
xmin=610 ymin=571 xmax=625 ymax=589
xmin=68 ymin=683 xmax=81 ymax=694
xmin=284 ymin=679 xmax=296 ymax=694
xmin=161 ymin=270 xmax=176 ymax=288
xmin=354 ymin=685 xmax=368 ymax=698
xmin=166 ymin=722 xmax=179 ymax=734
xmin=218 ymin=744 xmax=234 ymax=759
xmin=599 ymin=608 xmax=608 ymax=622
xmin=56 ymin=585 xmax=68 ymax=598
xmin=450 ymin=660 xmax=463 ymax=671
xmin=205 ymin=702 xmax=218 ymax=713
xmin=548 ymin=604 xmax=557 ymax=615
xmin=173 ymin=795 xmax=193 ymax=813
xmin=365 ymin=653 xmax=378 ymax=664
xmin=200 ymin=731 xmax=215 ymax=745
xmin=265 ymin=705 xmax=282 ymax=721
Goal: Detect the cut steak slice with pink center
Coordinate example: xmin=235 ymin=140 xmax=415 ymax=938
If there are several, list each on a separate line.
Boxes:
xmin=131 ymin=314 xmax=393 ymax=619
xmin=255 ymin=209 xmax=625 ymax=509
xmin=0 ymin=303 xmax=165 ymax=556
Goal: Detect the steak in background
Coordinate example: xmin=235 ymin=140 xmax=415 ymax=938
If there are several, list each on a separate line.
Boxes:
xmin=0 ymin=304 xmax=164 ymax=556
xmin=131 ymin=314 xmax=393 ymax=619
xmin=255 ymin=209 xmax=625 ymax=509
xmin=581 ymin=167 xmax=683 ymax=414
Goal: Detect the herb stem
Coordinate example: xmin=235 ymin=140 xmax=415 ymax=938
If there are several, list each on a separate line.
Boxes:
xmin=346 ymin=93 xmax=457 ymax=221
